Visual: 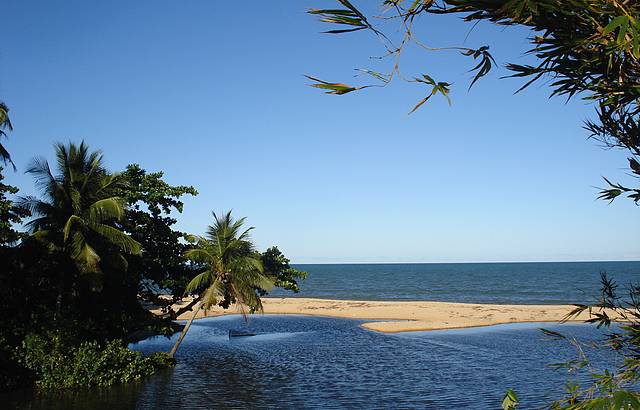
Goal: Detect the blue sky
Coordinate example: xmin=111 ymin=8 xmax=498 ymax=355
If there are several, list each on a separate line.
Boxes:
xmin=2 ymin=1 xmax=638 ymax=263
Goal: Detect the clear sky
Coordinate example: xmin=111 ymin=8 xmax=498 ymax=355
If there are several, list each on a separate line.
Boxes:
xmin=2 ymin=1 xmax=638 ymax=263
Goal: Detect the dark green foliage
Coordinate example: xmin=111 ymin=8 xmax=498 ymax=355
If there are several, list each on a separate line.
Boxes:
xmin=116 ymin=164 xmax=198 ymax=307
xmin=0 ymin=167 xmax=29 ymax=245
xmin=169 ymin=211 xmax=274 ymax=356
xmin=0 ymin=143 xmax=177 ymax=392
xmin=261 ymin=246 xmax=307 ymax=293
xmin=18 ymin=141 xmax=141 ymax=275
xmin=18 ymin=333 xmax=174 ymax=390
xmin=182 ymin=211 xmax=274 ymax=312
xmin=0 ymin=141 xmax=304 ymax=390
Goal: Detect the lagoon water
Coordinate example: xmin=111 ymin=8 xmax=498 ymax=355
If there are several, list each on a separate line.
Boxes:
xmin=8 ymin=315 xmax=619 ymax=409
xmin=6 ymin=261 xmax=638 ymax=409
xmin=277 ymin=261 xmax=640 ymax=304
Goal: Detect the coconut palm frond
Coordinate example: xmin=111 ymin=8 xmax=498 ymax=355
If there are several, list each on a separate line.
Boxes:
xmin=236 ymin=226 xmax=254 ymax=242
xmin=26 ymin=157 xmax=61 ymax=198
xmin=0 ymin=143 xmax=15 ymax=170
xmin=63 ymin=215 xmax=85 ymax=242
xmin=184 ymin=248 xmax=214 ymax=264
xmin=97 ymin=172 xmax=124 ymax=195
xmin=232 ymin=280 xmax=264 ymax=313
xmin=24 ymin=142 xmax=141 ymax=272
xmin=80 ymin=153 xmax=103 ymax=192
xmin=185 ymin=270 xmax=215 ymax=293
xmin=201 ymin=277 xmax=224 ymax=309
xmin=184 ymin=211 xmax=271 ymax=319
xmin=0 ymin=102 xmax=15 ymax=169
xmin=70 ymin=231 xmax=101 ymax=272
xmin=184 ymin=234 xmax=207 ymax=246
xmin=88 ymin=197 xmax=125 ymax=223
xmin=69 ymin=186 xmax=83 ymax=214
xmin=92 ymin=223 xmax=141 ymax=255
xmin=0 ymin=103 xmax=12 ymax=131
xmin=16 ymin=196 xmax=55 ymax=218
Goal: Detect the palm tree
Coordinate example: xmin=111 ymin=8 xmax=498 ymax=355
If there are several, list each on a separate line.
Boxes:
xmin=169 ymin=211 xmax=273 ymax=357
xmin=0 ymin=102 xmax=15 ymax=170
xmin=19 ymin=141 xmax=141 ymax=274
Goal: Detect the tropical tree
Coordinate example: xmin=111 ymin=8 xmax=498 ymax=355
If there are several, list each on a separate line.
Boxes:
xmin=260 ymin=246 xmax=307 ymax=294
xmin=19 ymin=141 xmax=141 ymax=277
xmin=0 ymin=167 xmax=29 ymax=245
xmin=116 ymin=164 xmax=198 ymax=311
xmin=0 ymin=102 xmax=15 ymax=170
xmin=169 ymin=211 xmax=273 ymax=357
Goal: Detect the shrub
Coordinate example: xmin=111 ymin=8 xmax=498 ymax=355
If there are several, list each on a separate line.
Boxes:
xmin=19 ymin=333 xmax=174 ymax=390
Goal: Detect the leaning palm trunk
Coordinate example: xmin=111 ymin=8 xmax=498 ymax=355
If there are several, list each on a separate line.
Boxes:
xmin=168 ymin=301 xmax=202 ymax=357
xmin=169 ymin=211 xmax=274 ymax=357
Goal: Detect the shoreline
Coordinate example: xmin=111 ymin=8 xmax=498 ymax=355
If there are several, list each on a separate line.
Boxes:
xmin=157 ymin=297 xmax=596 ymax=333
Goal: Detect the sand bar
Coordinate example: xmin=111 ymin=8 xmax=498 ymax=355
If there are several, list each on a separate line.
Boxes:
xmin=158 ymin=297 xmax=596 ymax=333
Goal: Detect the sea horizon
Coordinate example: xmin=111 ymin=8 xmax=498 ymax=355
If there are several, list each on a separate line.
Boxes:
xmin=292 ymin=259 xmax=640 ymax=265
xmin=277 ymin=261 xmax=640 ymax=305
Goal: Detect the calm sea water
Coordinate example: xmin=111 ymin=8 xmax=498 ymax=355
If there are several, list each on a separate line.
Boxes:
xmin=7 ymin=315 xmax=619 ymax=409
xmin=272 ymin=261 xmax=640 ymax=304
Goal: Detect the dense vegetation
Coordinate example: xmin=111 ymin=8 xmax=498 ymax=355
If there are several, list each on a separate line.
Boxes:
xmin=307 ymin=1 xmax=640 ymax=408
xmin=0 ymin=139 xmax=307 ymax=392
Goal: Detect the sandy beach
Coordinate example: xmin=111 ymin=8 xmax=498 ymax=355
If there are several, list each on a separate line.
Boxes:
xmin=159 ymin=297 xmax=595 ymax=333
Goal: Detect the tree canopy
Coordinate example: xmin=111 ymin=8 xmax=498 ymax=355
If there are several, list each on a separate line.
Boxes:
xmin=18 ymin=142 xmax=141 ymax=276
xmin=117 ymin=164 xmax=198 ymax=307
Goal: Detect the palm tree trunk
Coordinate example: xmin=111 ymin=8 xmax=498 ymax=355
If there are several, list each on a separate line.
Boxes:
xmin=168 ymin=301 xmax=201 ymax=357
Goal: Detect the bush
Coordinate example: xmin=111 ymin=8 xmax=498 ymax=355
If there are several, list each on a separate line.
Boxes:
xmin=18 ymin=333 xmax=174 ymax=390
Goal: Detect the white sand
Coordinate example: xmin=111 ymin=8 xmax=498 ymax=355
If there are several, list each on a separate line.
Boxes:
xmin=155 ymin=297 xmax=595 ymax=333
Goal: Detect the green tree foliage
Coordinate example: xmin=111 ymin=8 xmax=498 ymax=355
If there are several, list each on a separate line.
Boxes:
xmin=183 ymin=211 xmax=274 ymax=312
xmin=0 ymin=142 xmax=167 ymax=391
xmin=261 ymin=246 xmax=307 ymax=293
xmin=0 ymin=167 xmax=28 ymax=245
xmin=18 ymin=141 xmax=141 ymax=276
xmin=19 ymin=333 xmax=173 ymax=390
xmin=537 ymin=274 xmax=640 ymax=408
xmin=0 ymin=141 xmax=304 ymax=389
xmin=116 ymin=164 xmax=198 ymax=308
xmin=307 ymin=0 xmax=640 ymax=204
xmin=169 ymin=211 xmax=274 ymax=356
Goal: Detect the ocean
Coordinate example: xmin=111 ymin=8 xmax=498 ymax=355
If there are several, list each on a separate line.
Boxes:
xmin=274 ymin=261 xmax=640 ymax=304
